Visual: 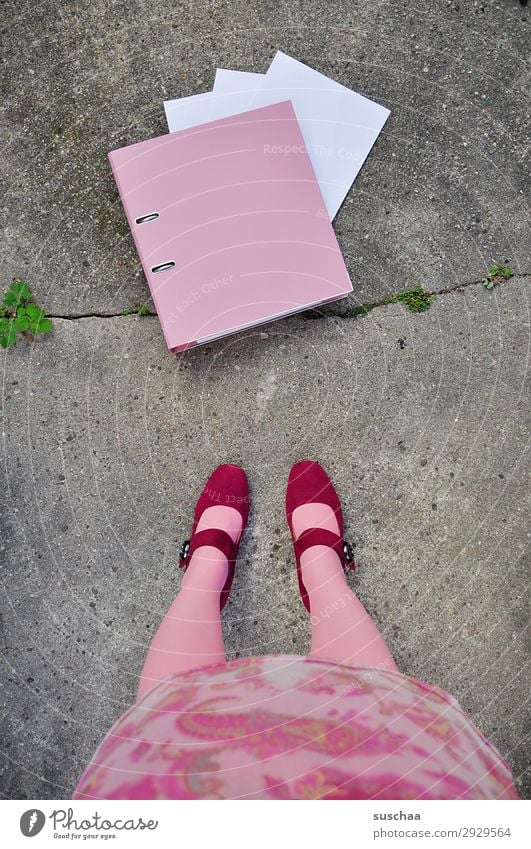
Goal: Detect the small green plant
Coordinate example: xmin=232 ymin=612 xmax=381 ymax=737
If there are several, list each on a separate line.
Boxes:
xmin=0 ymin=281 xmax=53 ymax=348
xmin=482 ymin=264 xmax=514 ymax=289
xmin=343 ymin=285 xmax=436 ymax=319
xmin=390 ymin=286 xmax=436 ymax=312
xmin=122 ymin=303 xmax=150 ymax=316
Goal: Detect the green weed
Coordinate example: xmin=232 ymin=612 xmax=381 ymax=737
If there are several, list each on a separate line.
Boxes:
xmin=343 ymin=285 xmax=436 ymax=318
xmin=482 ymin=264 xmax=514 ymax=289
xmin=0 ymin=281 xmax=53 ymax=349
xmin=122 ymin=303 xmax=150 ymax=316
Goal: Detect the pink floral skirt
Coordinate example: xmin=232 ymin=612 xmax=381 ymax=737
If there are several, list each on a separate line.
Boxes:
xmin=74 ymin=655 xmax=518 ymax=800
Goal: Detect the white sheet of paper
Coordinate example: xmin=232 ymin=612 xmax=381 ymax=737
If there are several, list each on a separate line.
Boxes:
xmin=164 ymin=52 xmax=390 ymax=218
xmin=213 ymin=52 xmax=390 ymax=219
xmin=163 ymin=88 xmax=259 ymax=133
xmin=214 ymin=68 xmax=264 ymax=91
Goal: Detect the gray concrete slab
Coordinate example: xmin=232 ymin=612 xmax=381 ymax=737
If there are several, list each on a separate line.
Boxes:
xmin=1 ymin=1 xmax=529 ymax=315
xmin=0 ymin=278 xmax=529 ymax=798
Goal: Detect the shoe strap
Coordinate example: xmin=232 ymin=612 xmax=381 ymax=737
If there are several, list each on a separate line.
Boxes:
xmin=180 ymin=528 xmax=236 ymax=568
xmin=294 ymin=527 xmax=348 ymax=565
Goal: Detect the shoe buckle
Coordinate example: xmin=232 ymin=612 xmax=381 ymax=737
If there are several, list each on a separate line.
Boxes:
xmin=343 ymin=541 xmax=354 ymax=564
xmin=179 ymin=539 xmax=190 ymax=562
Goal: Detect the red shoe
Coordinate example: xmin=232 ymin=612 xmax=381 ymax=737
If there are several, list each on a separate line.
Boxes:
xmin=178 ymin=464 xmax=250 ymax=610
xmin=286 ymin=460 xmax=355 ymax=612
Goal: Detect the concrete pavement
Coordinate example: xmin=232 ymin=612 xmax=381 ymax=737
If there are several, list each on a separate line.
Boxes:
xmin=0 ymin=0 xmax=529 ymax=798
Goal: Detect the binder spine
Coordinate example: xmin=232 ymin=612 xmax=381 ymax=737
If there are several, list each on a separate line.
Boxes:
xmin=107 ymin=151 xmax=177 ymax=351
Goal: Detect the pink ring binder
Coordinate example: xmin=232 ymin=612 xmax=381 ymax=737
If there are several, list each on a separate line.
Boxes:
xmin=108 ymin=101 xmax=353 ymax=352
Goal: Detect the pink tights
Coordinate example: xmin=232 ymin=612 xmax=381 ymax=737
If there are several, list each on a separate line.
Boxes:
xmin=136 ymin=504 xmax=397 ymax=701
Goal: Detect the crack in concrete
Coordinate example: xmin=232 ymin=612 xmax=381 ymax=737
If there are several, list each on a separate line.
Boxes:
xmin=47 ymin=273 xmax=529 ymax=322
xmin=306 ymin=273 xmax=529 ymax=320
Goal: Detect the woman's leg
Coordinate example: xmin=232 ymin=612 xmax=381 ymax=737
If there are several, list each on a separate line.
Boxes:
xmin=136 ymin=505 xmax=242 ymax=701
xmin=292 ymin=504 xmax=398 ymax=671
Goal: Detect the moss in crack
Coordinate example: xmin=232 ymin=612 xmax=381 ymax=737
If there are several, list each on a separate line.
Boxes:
xmin=391 ymin=286 xmax=436 ymax=312
xmin=346 ymin=302 xmax=379 ymax=318
xmin=340 ymin=285 xmax=436 ymax=319
xmin=122 ymin=303 xmax=151 ymax=316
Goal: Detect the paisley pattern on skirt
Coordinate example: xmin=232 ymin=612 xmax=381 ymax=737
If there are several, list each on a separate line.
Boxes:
xmin=74 ymin=655 xmax=519 ymax=800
